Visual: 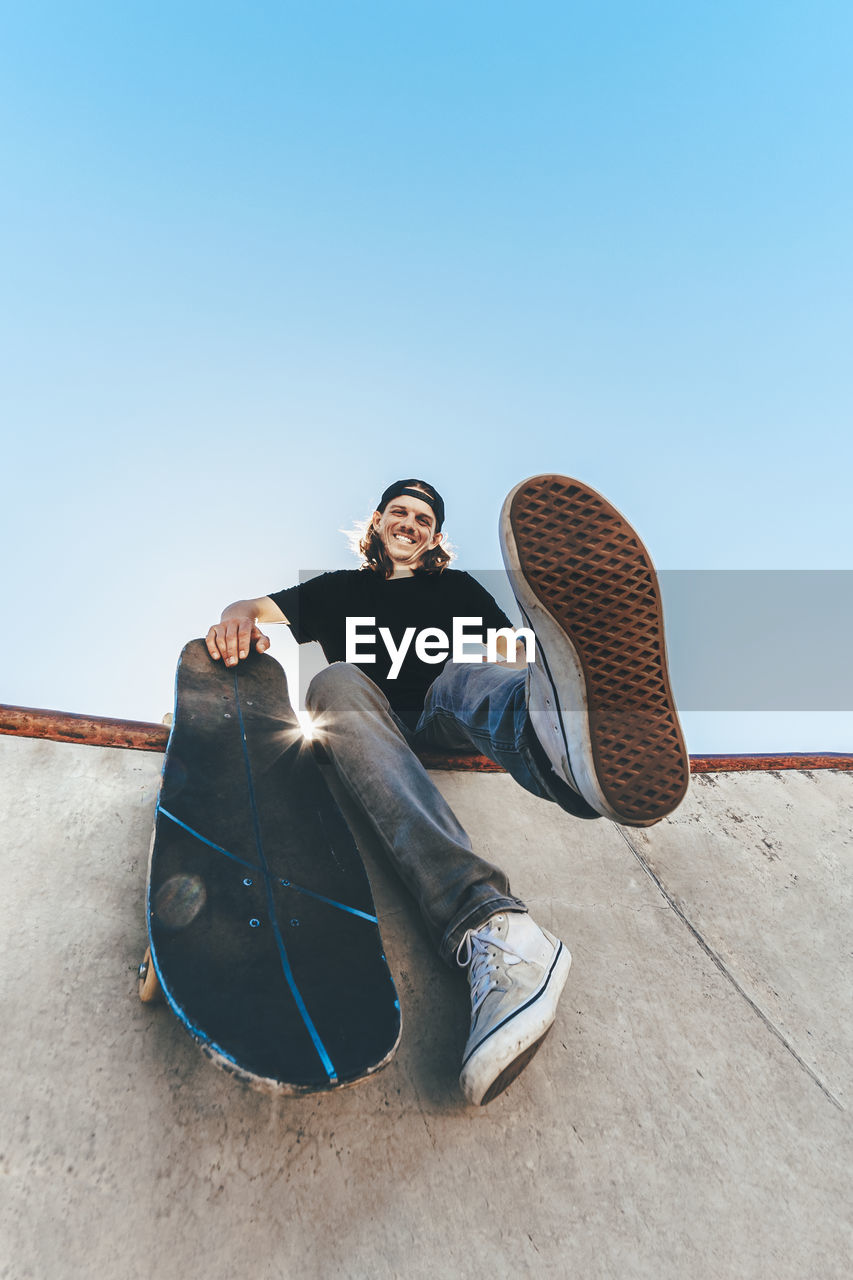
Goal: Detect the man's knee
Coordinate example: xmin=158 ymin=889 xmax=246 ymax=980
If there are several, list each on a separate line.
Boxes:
xmin=305 ymin=662 xmax=378 ymax=716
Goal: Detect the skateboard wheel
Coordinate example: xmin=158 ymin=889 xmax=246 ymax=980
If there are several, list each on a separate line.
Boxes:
xmin=138 ymin=946 xmax=163 ymax=1005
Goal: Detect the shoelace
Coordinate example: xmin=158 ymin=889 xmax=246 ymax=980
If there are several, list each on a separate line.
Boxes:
xmin=456 ymin=923 xmax=525 ymax=1015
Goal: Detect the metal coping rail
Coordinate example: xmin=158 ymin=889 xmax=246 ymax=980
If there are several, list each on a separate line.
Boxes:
xmin=1 ymin=703 xmax=851 ymax=774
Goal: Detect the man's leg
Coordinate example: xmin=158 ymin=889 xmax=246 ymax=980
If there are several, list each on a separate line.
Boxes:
xmin=414 ymin=659 xmax=602 ymax=821
xmin=418 ymin=479 xmax=688 ymax=829
xmin=411 ymin=661 xmax=579 ymax=1105
xmin=306 ymin=662 xmax=571 ymax=1105
xmin=305 ymin=662 xmax=525 ymax=962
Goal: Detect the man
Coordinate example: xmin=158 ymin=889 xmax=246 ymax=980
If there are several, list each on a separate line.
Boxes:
xmin=206 ymin=475 xmax=689 ymax=1105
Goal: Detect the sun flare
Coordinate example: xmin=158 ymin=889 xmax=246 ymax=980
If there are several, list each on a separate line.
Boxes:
xmin=295 ymin=708 xmax=316 ymax=740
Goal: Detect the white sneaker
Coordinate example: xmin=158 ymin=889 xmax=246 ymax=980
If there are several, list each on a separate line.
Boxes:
xmin=457 ymin=912 xmax=571 ymax=1105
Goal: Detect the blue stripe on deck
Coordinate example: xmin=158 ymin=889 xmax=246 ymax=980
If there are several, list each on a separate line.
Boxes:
xmin=284 ymin=881 xmax=377 ymax=924
xmin=157 ymin=807 xmax=261 ymax=872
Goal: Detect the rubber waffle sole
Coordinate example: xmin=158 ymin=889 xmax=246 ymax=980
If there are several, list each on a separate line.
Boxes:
xmin=501 ymin=475 xmax=689 ymax=826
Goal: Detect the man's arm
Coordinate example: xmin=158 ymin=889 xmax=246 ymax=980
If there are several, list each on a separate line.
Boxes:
xmin=206 ymin=596 xmax=288 ymax=667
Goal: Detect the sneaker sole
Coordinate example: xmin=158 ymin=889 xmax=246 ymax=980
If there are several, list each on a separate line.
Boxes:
xmin=460 ymin=941 xmax=572 ymax=1106
xmin=500 ymin=475 xmax=689 ymax=827
xmin=479 ymin=1028 xmax=553 ymax=1105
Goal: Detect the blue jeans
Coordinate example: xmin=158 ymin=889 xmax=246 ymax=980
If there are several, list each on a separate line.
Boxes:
xmin=306 ymin=661 xmax=598 ymax=964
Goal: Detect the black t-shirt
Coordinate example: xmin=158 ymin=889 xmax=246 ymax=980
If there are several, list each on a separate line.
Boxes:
xmin=269 ymin=569 xmax=513 ymax=729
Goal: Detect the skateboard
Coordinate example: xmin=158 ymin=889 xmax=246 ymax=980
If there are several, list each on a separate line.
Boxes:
xmin=139 ymin=639 xmax=401 ymax=1093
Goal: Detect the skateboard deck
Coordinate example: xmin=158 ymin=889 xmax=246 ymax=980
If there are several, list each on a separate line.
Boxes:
xmin=141 ymin=639 xmax=401 ymax=1093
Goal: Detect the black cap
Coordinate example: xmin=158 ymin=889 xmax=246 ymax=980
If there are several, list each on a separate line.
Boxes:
xmin=377 ymin=479 xmax=445 ymax=531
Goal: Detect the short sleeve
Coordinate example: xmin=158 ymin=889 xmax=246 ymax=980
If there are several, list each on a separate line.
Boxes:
xmin=267 ymin=573 xmax=339 ymax=645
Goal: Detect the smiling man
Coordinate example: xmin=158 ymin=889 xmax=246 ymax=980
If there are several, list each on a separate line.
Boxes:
xmin=206 ymin=475 xmax=689 ymax=1105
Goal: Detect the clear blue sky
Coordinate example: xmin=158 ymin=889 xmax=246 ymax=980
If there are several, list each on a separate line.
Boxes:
xmin=2 ymin=1 xmax=851 ymax=751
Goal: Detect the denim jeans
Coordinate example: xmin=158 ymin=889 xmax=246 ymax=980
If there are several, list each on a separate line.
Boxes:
xmin=305 ymin=661 xmax=598 ymax=963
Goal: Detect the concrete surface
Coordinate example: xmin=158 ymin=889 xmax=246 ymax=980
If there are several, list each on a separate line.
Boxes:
xmin=1 ymin=735 xmax=851 ymax=1280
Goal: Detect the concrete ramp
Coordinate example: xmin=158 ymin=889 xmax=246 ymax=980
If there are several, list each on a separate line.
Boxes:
xmin=1 ymin=736 xmax=851 ymax=1278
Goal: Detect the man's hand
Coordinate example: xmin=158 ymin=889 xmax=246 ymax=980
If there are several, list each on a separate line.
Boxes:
xmin=205 ymin=596 xmax=286 ymax=665
xmin=205 ymin=596 xmax=282 ymax=667
xmin=206 ymin=616 xmax=270 ymax=666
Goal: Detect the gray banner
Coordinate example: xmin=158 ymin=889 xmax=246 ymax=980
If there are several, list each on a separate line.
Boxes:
xmin=295 ymin=569 xmax=853 ymax=712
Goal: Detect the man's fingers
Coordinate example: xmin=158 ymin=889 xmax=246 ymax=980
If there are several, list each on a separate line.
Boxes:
xmin=223 ymin=620 xmax=244 ymax=666
xmin=234 ymin=618 xmax=259 ymax=662
xmin=205 ymin=622 xmax=243 ymax=666
xmin=205 ymin=617 xmax=261 ymax=666
xmin=224 ymin=617 xmax=259 ymax=666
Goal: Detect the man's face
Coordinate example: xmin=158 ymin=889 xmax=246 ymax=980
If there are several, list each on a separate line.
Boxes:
xmin=372 ymin=493 xmax=442 ymax=574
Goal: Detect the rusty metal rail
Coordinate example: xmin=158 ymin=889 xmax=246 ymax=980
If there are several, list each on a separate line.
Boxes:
xmin=1 ymin=703 xmax=851 ymax=773
xmin=0 ymin=704 xmax=169 ymax=751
